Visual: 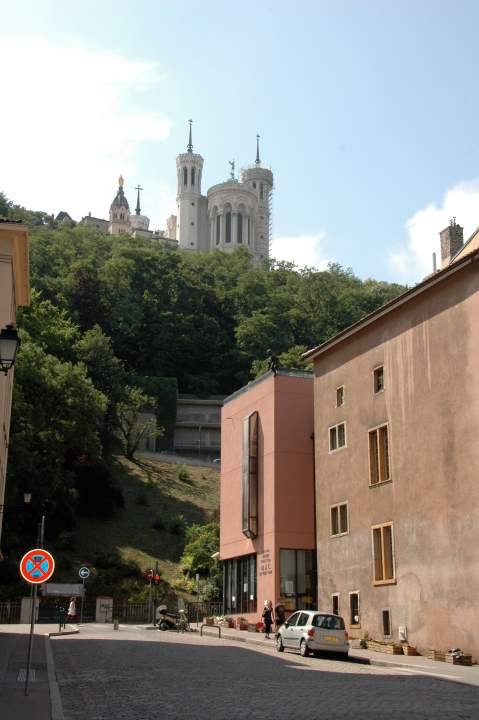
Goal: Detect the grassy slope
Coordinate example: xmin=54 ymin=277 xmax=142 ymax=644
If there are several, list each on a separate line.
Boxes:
xmin=67 ymin=456 xmax=219 ymax=588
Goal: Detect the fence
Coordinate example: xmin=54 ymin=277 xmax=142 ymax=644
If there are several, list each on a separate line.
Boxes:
xmin=186 ymin=602 xmax=223 ymax=623
xmin=0 ymin=600 xmax=21 ymax=624
xmin=113 ymin=601 xmax=150 ymax=623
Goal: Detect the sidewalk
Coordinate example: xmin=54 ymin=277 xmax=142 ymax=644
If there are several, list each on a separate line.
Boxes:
xmin=197 ymin=623 xmax=479 ymax=688
xmin=0 ymin=624 xmax=77 ymax=720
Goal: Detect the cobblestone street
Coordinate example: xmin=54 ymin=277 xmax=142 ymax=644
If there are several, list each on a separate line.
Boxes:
xmin=52 ymin=626 xmax=479 ymax=719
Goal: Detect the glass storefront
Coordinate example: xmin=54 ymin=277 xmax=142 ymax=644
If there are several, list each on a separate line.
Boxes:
xmin=279 ymin=549 xmax=317 ymax=611
xmin=223 ymin=554 xmax=257 ymax=615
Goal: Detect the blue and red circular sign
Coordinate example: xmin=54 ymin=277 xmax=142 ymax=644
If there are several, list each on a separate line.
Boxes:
xmin=20 ymin=548 xmax=55 ymax=584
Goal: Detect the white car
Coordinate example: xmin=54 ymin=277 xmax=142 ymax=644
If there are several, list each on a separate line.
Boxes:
xmin=276 ymin=610 xmax=349 ymax=657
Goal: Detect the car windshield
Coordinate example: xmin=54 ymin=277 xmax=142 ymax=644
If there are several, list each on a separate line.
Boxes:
xmin=313 ymin=614 xmax=345 ymax=630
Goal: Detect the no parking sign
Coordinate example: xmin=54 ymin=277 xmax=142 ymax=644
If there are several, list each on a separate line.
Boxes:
xmin=20 ymin=548 xmax=55 ymax=584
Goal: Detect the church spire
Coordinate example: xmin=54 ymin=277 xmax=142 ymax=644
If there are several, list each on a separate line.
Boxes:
xmin=255 ymin=134 xmax=260 ymax=165
xmin=187 ymin=119 xmax=193 ymax=153
xmin=135 ymin=185 xmax=143 ymax=215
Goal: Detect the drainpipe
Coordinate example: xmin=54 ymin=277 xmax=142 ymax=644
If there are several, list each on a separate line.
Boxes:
xmin=310 ymin=431 xmax=318 ymax=609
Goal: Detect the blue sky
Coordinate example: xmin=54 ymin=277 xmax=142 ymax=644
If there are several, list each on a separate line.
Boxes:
xmin=1 ymin=0 xmax=479 ymax=283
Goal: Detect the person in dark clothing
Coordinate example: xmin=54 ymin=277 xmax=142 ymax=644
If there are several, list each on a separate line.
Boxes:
xmin=262 ymin=600 xmax=274 ymax=639
xmin=274 ymin=602 xmax=286 ymax=631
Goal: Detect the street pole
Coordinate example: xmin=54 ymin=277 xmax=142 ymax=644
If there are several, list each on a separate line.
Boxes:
xmin=196 ymin=573 xmax=200 ymax=627
xmin=80 ymin=578 xmax=85 ymax=624
xmin=153 ymin=560 xmax=159 ymax=625
xmin=25 ymin=514 xmax=45 ymax=696
xmin=148 ymin=576 xmax=152 ymax=625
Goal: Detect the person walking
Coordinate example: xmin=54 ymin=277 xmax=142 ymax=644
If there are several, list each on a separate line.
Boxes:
xmin=262 ymin=600 xmax=274 ymax=639
xmin=274 ymin=601 xmax=286 ymax=631
xmin=67 ymin=596 xmax=77 ymax=623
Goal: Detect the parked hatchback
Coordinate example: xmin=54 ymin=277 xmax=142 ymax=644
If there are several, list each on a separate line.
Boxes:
xmin=276 ymin=610 xmax=349 ymax=657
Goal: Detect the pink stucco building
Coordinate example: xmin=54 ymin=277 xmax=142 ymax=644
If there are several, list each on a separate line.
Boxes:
xmin=219 ymin=371 xmax=315 ymax=620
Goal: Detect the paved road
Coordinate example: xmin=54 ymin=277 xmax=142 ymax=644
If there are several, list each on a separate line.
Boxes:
xmin=52 ymin=625 xmax=479 ymax=719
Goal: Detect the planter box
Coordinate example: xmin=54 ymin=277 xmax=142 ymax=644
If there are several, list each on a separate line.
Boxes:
xmin=238 ymin=623 xmax=248 ymax=631
xmin=402 ymin=645 xmax=418 ymax=656
xmin=247 ymin=623 xmax=258 ymax=632
xmin=426 ymin=650 xmax=446 ymax=662
xmin=204 ymin=618 xmax=214 ymax=626
xmin=367 ymin=640 xmax=403 ymax=655
xmin=445 ymin=654 xmax=472 ymax=666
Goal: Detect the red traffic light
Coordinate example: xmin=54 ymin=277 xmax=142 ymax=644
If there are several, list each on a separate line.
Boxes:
xmin=154 ymin=574 xmax=161 ymax=584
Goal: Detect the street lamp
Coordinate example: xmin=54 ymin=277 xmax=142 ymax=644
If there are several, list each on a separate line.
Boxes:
xmin=0 ymin=324 xmax=21 ymax=374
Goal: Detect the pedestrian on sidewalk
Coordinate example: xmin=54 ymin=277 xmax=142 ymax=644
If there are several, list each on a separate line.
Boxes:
xmin=67 ymin=597 xmax=77 ymax=623
xmin=274 ymin=602 xmax=285 ymax=632
xmin=262 ymin=600 xmax=274 ymax=639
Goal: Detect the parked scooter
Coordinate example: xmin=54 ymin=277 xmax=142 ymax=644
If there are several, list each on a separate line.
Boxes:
xmin=156 ymin=605 xmax=190 ymax=632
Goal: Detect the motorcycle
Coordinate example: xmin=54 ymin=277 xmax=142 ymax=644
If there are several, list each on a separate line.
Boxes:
xmin=156 ymin=606 xmax=190 ymax=632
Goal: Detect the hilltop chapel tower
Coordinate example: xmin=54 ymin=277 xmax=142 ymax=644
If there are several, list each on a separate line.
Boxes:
xmin=108 ymin=175 xmax=131 ymax=234
xmin=176 ymin=120 xmax=209 ymax=252
xmin=173 ymin=121 xmax=273 ymax=263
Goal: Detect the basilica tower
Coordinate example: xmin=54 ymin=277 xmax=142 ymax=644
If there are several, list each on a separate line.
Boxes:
xmin=241 ymin=135 xmax=274 ymax=261
xmin=108 ymin=175 xmax=130 ymax=235
xmin=176 ymin=120 xmax=205 ymax=251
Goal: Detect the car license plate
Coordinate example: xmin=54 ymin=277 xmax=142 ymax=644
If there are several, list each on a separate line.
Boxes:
xmin=325 ymin=635 xmax=338 ymax=643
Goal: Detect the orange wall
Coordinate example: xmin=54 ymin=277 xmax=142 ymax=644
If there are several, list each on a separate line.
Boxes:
xmin=220 ymin=372 xmax=314 ymax=616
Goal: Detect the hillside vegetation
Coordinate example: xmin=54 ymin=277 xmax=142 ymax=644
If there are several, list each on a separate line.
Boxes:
xmin=0 ymin=193 xmax=406 ymax=596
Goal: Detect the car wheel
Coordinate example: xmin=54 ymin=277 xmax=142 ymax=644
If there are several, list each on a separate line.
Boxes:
xmin=276 ymin=635 xmax=284 ymax=652
xmin=300 ymin=639 xmax=309 ymax=657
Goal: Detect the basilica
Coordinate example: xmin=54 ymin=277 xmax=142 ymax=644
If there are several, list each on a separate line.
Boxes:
xmin=81 ymin=121 xmax=274 ymax=264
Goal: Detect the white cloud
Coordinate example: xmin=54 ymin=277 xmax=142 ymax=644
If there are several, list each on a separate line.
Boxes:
xmin=0 ymin=38 xmax=173 ymax=225
xmin=390 ymin=179 xmax=479 ymax=283
xmin=271 ymin=233 xmax=330 ymax=269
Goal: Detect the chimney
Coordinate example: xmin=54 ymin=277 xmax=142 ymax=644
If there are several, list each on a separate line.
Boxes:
xmin=440 ymin=218 xmax=463 ymax=268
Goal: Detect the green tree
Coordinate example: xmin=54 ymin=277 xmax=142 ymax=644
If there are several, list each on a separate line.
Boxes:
xmin=179 ymin=522 xmax=221 ymax=599
xmin=116 ymin=386 xmax=163 ymax=460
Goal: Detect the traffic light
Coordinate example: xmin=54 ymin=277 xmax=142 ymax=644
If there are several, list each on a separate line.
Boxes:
xmin=153 ymin=573 xmax=161 ymax=585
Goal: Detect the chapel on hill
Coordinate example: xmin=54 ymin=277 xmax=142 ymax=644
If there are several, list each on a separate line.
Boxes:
xmin=81 ymin=121 xmax=274 ymax=265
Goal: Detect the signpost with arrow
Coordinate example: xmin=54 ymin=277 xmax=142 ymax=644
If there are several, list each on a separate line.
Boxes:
xmin=78 ymin=566 xmax=90 ymax=623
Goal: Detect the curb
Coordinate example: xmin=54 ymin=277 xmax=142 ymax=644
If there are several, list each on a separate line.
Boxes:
xmin=45 ymin=636 xmax=65 ymax=720
xmin=48 ymin=629 xmax=80 ymax=638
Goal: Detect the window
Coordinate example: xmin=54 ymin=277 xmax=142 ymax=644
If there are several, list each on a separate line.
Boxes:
xmin=313 ymin=614 xmax=345 ymax=630
xmin=349 ymin=592 xmax=360 ymax=626
xmin=279 ymin=549 xmax=317 ymax=611
xmin=216 ymin=215 xmax=220 ymax=245
xmin=242 ymin=412 xmax=258 ymax=539
xmin=382 ymin=609 xmax=391 ymax=637
xmin=329 ymin=422 xmax=346 ymax=452
xmin=225 ymin=211 xmax=231 ymax=242
xmin=332 ymin=594 xmax=339 ymax=616
xmin=190 ymin=221 xmax=194 ymax=226
xmin=373 ymin=366 xmax=384 ymax=393
xmin=223 ymin=554 xmax=256 ymax=615
xmin=297 ymin=612 xmax=309 ymax=627
xmin=369 ymin=424 xmax=390 ymax=485
xmin=336 ymin=386 xmax=344 ymax=407
xmin=191 ymin=167 xmax=195 ymax=186
xmin=183 ymin=166 xmax=188 ymax=186
xmin=372 ymin=523 xmax=395 ymax=584
xmin=253 ymin=181 xmax=257 ymax=189
xmin=330 ymin=502 xmax=348 ymax=536
xmin=287 ymin=612 xmax=300 ymax=626
xmin=237 ymin=213 xmax=243 ymax=243
xmin=260 ymin=183 xmax=264 ymax=200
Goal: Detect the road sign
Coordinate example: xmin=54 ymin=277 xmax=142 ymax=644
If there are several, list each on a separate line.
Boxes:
xmin=20 ymin=548 xmax=55 ymax=584
xmin=79 ymin=566 xmax=90 ymax=580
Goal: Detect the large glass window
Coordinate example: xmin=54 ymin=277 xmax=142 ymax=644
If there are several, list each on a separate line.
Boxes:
xmin=279 ymin=549 xmax=317 ymax=611
xmin=242 ymin=412 xmax=258 ymax=539
xmin=223 ymin=554 xmax=256 ymax=615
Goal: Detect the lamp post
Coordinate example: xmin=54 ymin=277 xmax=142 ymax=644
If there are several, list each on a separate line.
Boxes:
xmin=0 ymin=324 xmax=21 ymax=374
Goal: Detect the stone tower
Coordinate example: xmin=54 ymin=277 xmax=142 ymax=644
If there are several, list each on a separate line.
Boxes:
xmin=108 ymin=175 xmax=130 ymax=235
xmin=176 ymin=120 xmax=205 ymax=251
xmin=241 ymin=135 xmax=274 ymax=261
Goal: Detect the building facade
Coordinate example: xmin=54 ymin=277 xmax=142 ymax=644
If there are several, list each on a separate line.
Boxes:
xmin=219 ymin=371 xmax=315 ymax=620
xmin=0 ymin=221 xmax=30 ymax=556
xmin=304 ymin=241 xmax=479 ymax=658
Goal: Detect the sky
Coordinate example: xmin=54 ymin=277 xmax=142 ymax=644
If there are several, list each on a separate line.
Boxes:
xmin=1 ymin=0 xmax=479 ymax=284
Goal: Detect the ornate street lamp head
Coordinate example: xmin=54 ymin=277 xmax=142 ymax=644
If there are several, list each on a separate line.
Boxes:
xmin=0 ymin=324 xmax=21 ymax=374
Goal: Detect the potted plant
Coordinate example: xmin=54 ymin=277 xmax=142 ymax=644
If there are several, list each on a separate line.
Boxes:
xmin=204 ymin=616 xmax=214 ymax=626
xmin=236 ymin=616 xmax=248 ymax=630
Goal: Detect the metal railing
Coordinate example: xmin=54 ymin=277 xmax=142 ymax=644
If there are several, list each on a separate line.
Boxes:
xmin=0 ymin=600 xmax=21 ymax=623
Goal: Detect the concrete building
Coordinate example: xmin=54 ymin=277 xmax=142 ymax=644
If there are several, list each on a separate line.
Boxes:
xmin=303 ymin=231 xmax=479 ymax=658
xmin=219 ymin=371 xmax=314 ymax=619
xmin=174 ymin=395 xmax=222 ymax=458
xmin=0 ymin=221 xmax=30 ymax=556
